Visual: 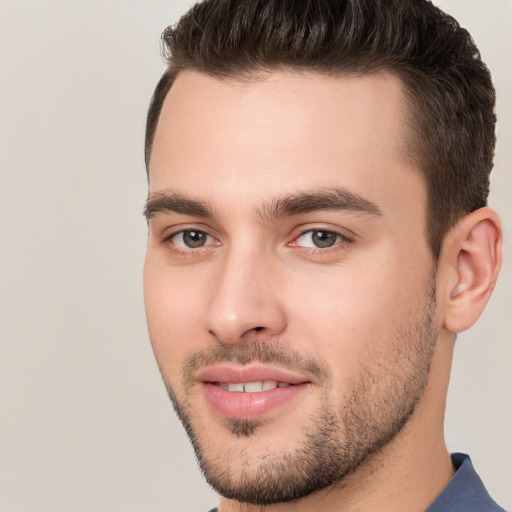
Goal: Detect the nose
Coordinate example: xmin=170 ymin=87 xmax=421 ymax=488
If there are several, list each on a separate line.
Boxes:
xmin=204 ymin=249 xmax=287 ymax=345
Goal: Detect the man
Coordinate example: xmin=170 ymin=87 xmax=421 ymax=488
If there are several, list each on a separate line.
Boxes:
xmin=142 ymin=1 xmax=505 ymax=511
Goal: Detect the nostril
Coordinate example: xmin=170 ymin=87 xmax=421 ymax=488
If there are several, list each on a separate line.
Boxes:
xmin=253 ymin=326 xmax=264 ymax=332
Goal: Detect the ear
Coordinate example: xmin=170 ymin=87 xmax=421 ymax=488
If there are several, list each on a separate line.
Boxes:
xmin=439 ymin=207 xmax=502 ymax=334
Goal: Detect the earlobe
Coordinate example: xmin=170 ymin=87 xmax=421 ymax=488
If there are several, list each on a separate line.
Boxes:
xmin=440 ymin=207 xmax=502 ymax=334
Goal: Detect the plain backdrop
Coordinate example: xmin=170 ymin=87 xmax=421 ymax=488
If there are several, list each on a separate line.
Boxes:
xmin=0 ymin=1 xmax=510 ymax=511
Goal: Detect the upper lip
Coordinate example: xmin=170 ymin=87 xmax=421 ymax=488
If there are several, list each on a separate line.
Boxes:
xmin=195 ymin=365 xmax=311 ymax=385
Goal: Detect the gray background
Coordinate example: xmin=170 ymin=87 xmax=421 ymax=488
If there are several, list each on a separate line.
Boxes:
xmin=0 ymin=1 xmax=510 ymax=511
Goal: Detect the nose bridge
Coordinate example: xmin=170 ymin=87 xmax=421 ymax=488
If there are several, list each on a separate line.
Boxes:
xmin=204 ymin=242 xmax=285 ymax=344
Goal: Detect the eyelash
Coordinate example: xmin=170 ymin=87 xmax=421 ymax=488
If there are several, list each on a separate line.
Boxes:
xmin=161 ymin=227 xmax=353 ymax=255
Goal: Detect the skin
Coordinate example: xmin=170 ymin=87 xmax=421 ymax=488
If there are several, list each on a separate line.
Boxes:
xmin=143 ymin=70 xmax=502 ymax=512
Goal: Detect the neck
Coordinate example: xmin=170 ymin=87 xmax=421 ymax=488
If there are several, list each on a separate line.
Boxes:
xmin=219 ymin=333 xmax=456 ymax=512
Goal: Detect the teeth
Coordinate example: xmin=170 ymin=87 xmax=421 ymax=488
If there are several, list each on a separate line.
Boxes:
xmin=262 ymin=381 xmax=278 ymax=391
xmin=244 ymin=381 xmax=263 ymax=393
xmin=219 ymin=381 xmax=283 ymax=392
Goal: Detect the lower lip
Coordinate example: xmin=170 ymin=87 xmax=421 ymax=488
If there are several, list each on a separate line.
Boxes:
xmin=201 ymin=383 xmax=310 ymax=420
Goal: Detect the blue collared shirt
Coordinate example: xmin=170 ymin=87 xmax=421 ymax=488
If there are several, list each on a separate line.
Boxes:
xmin=207 ymin=453 xmax=507 ymax=512
xmin=426 ymin=453 xmax=506 ymax=512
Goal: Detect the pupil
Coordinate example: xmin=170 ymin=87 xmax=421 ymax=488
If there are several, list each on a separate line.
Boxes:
xmin=184 ymin=231 xmax=206 ymax=248
xmin=312 ymin=231 xmax=336 ymax=248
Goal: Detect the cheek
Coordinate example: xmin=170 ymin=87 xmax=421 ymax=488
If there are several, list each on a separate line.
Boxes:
xmin=285 ymin=249 xmax=431 ymax=388
xmin=143 ymin=256 xmax=205 ymax=383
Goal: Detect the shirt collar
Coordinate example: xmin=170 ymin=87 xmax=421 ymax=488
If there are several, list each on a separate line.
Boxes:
xmin=426 ymin=453 xmax=505 ymax=512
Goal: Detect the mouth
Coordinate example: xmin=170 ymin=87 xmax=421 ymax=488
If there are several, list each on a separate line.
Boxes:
xmin=196 ymin=366 xmax=312 ymax=420
xmin=214 ymin=381 xmax=293 ymax=392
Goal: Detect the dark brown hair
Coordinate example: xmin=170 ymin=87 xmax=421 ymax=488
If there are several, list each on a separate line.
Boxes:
xmin=145 ymin=0 xmax=496 ymax=258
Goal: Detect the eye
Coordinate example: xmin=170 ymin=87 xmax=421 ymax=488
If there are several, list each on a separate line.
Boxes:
xmin=170 ymin=230 xmax=216 ymax=249
xmin=293 ymin=229 xmax=346 ymax=249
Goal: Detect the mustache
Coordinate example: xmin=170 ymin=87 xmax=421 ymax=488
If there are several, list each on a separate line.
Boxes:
xmin=182 ymin=341 xmax=331 ymax=386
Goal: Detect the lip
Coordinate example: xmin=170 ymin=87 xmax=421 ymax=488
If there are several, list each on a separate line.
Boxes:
xmin=196 ymin=365 xmax=310 ymax=385
xmin=196 ymin=365 xmax=312 ymax=420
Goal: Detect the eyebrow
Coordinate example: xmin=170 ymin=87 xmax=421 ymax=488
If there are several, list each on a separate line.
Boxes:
xmin=257 ymin=187 xmax=382 ymax=222
xmin=144 ymin=191 xmax=213 ymax=220
xmin=144 ymin=187 xmax=382 ymax=222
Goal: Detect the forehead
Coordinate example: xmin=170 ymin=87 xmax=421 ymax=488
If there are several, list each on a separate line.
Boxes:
xmin=149 ymin=70 xmax=424 ymax=221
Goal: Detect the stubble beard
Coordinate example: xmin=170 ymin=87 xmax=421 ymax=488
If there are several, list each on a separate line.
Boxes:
xmin=161 ymin=284 xmax=439 ymax=506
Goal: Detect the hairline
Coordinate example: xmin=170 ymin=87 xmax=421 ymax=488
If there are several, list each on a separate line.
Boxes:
xmin=146 ymin=65 xmax=423 ymax=171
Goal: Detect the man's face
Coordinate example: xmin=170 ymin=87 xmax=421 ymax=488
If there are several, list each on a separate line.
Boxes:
xmin=144 ymin=71 xmax=439 ymax=504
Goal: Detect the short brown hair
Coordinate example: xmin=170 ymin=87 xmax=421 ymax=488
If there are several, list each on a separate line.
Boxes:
xmin=145 ymin=0 xmax=496 ymax=258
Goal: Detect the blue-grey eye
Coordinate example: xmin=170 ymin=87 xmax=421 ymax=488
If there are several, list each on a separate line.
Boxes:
xmin=295 ymin=230 xmax=342 ymax=248
xmin=173 ymin=230 xmax=211 ymax=248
